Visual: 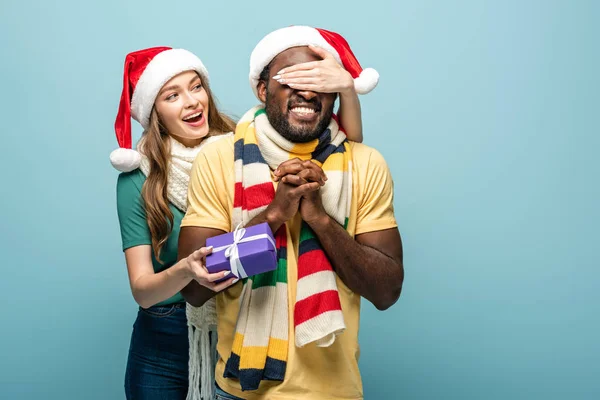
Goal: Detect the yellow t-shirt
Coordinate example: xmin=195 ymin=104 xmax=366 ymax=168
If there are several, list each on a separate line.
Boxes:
xmin=182 ymin=135 xmax=397 ymax=400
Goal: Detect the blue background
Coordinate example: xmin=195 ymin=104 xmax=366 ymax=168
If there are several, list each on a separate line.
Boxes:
xmin=1 ymin=0 xmax=598 ymax=399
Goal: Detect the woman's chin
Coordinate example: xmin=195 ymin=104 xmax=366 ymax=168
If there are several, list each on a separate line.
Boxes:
xmin=170 ymin=130 xmax=208 ymax=147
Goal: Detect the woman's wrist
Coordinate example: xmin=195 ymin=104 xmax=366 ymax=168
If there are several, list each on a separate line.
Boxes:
xmin=170 ymin=257 xmax=193 ymax=280
xmin=339 ymin=83 xmax=357 ymax=98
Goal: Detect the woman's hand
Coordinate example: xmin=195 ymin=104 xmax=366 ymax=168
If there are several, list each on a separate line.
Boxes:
xmin=185 ymin=246 xmax=237 ymax=292
xmin=273 ymin=45 xmax=355 ymax=95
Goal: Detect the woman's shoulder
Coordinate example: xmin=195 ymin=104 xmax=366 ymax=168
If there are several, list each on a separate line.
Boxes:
xmin=117 ymin=168 xmax=146 ymax=195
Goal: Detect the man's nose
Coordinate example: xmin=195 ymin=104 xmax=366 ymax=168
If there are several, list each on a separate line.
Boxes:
xmin=295 ymin=89 xmax=318 ymax=101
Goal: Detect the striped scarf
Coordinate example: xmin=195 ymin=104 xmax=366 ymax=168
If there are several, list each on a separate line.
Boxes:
xmin=223 ymin=106 xmax=352 ymax=391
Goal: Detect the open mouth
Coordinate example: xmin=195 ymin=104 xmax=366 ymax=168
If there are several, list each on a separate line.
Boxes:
xmin=182 ymin=110 xmax=205 ymax=127
xmin=289 ymin=104 xmax=320 ymax=122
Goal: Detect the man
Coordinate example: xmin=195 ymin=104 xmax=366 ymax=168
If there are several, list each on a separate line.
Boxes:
xmin=178 ymin=26 xmax=404 ymax=400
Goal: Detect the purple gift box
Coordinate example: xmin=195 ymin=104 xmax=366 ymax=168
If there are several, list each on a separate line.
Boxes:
xmin=205 ymin=222 xmax=277 ymax=282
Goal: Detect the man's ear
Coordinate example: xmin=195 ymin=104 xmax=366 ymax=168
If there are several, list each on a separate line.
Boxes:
xmin=257 ymin=80 xmax=268 ymax=103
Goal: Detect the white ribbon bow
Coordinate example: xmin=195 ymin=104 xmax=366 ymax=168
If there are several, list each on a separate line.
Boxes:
xmin=212 ymin=223 xmax=276 ymax=279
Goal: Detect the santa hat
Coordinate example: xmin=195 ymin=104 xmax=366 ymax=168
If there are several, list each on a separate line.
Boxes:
xmin=249 ymin=26 xmax=379 ymax=100
xmin=110 ymin=47 xmax=210 ymax=172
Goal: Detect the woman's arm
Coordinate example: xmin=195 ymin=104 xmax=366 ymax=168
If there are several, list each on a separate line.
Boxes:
xmin=337 ymin=86 xmax=362 ymax=142
xmin=124 ymin=245 xmax=193 ymax=309
xmin=124 ymin=245 xmax=229 ymax=308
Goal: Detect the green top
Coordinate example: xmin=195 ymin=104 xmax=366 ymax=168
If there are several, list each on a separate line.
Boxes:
xmin=116 ymin=169 xmax=184 ymax=306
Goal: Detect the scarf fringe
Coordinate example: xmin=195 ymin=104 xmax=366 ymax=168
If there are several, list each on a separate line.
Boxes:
xmin=187 ymin=324 xmax=218 ymax=400
xmin=186 ymin=301 xmax=218 ymax=400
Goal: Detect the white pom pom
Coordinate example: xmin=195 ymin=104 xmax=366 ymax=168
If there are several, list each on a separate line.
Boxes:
xmin=110 ymin=148 xmax=141 ymax=172
xmin=354 ymin=67 xmax=379 ymax=94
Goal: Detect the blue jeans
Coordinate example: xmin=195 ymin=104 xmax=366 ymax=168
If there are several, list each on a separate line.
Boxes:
xmin=215 ymin=384 xmax=245 ymax=400
xmin=125 ymin=303 xmax=189 ymax=399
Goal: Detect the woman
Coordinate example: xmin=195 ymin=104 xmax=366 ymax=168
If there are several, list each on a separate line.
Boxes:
xmin=111 ymin=46 xmax=366 ymax=400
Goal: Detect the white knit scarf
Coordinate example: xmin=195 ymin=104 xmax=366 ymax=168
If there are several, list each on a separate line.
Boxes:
xmin=139 ymin=136 xmax=214 ymax=212
xmin=138 ymin=133 xmax=232 ymax=400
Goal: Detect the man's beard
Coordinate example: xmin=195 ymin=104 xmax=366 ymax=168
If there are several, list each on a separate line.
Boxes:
xmin=264 ymin=93 xmax=334 ymax=143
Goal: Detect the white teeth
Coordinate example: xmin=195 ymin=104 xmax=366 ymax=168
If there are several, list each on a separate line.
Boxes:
xmin=291 ymin=107 xmax=315 ymax=114
xmin=183 ymin=111 xmax=202 ymax=121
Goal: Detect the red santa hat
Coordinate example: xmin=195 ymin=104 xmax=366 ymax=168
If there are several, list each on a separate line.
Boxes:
xmin=249 ymin=26 xmax=379 ymax=100
xmin=110 ymin=46 xmax=210 ymax=172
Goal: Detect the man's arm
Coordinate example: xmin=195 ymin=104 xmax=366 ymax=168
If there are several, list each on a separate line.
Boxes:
xmin=281 ymin=158 xmax=403 ymax=310
xmin=178 ymin=226 xmax=229 ymax=307
xmin=177 ymin=137 xmax=244 ymax=306
xmin=306 ymin=213 xmax=403 ymax=310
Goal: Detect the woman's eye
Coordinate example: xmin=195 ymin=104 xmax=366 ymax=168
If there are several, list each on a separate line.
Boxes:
xmin=193 ymin=84 xmax=202 ymax=91
xmin=166 ymin=93 xmax=178 ymax=101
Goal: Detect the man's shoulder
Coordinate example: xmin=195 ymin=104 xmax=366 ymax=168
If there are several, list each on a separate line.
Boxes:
xmin=348 ymin=141 xmax=388 ymax=168
xmin=200 ymin=132 xmax=234 ymax=157
xmin=195 ymin=133 xmax=235 ymax=173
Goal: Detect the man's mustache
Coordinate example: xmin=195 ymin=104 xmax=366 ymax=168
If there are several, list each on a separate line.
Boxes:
xmin=287 ymin=97 xmax=322 ymax=111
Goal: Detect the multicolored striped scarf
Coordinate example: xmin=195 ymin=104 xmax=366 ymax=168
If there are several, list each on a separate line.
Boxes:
xmin=223 ymin=106 xmax=352 ymax=391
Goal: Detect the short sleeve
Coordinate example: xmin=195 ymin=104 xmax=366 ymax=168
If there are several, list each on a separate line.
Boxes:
xmin=181 ymin=138 xmax=233 ymax=232
xmin=355 ymin=147 xmax=398 ymax=235
xmin=116 ymin=171 xmax=152 ymax=251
